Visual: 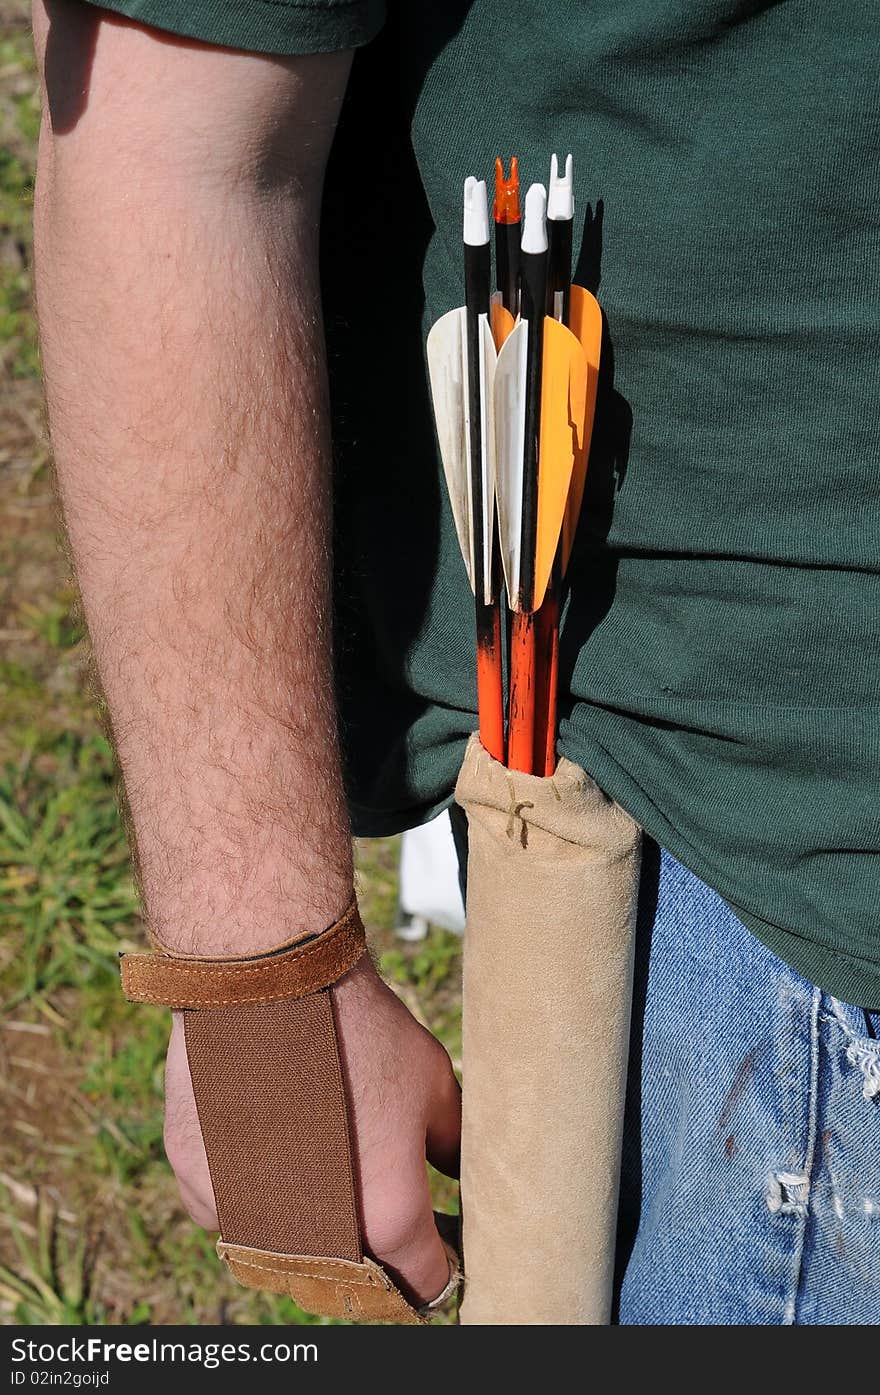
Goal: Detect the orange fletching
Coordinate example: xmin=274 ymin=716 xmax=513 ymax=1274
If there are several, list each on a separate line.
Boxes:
xmin=533 ymin=317 xmax=589 ymax=611
xmin=490 ymin=298 xmax=516 ymax=350
xmin=561 ymin=284 xmax=602 ymax=572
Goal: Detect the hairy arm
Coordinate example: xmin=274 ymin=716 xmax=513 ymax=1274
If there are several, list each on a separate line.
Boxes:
xmin=34 ymin=10 xmax=352 ymax=951
xmin=32 ymin=1 xmax=459 ymax=1303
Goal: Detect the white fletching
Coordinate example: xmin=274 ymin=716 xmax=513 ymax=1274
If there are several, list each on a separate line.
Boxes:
xmin=477 ymin=313 xmax=498 ymax=604
xmin=427 ymin=308 xmax=473 ymax=586
xmin=426 ymin=306 xmax=498 ymax=601
xmin=463 ymin=176 xmax=489 ymax=247
xmin=548 ymin=152 xmax=574 ymax=221
xmin=521 ymin=183 xmax=548 ymax=254
xmin=493 ymin=319 xmax=529 ymax=609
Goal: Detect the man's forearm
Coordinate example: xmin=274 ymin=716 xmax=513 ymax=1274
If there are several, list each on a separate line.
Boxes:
xmin=33 ymin=11 xmax=461 ymax=1309
xmin=33 ymin=14 xmax=353 ymax=954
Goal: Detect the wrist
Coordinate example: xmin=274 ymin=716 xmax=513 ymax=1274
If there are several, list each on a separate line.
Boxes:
xmin=144 ymin=856 xmax=355 ymax=959
xmin=331 ymin=946 xmax=382 ymax=1004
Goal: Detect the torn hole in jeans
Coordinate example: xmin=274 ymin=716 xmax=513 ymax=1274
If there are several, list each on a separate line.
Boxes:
xmin=766 ymin=1171 xmax=809 ymax=1216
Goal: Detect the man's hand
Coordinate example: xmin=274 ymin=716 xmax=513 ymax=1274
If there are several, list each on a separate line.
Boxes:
xmin=165 ymin=957 xmax=461 ymax=1304
xmin=32 ymin=3 xmax=459 ymax=1309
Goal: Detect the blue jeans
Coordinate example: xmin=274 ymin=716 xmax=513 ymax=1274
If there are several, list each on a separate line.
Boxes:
xmin=616 ymin=844 xmax=880 ymax=1324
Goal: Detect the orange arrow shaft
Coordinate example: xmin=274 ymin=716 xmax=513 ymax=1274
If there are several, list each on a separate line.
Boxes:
xmin=533 ymin=580 xmax=560 ymax=777
xmin=476 ymin=595 xmax=505 ymax=764
xmin=508 ymin=609 xmax=537 ymax=773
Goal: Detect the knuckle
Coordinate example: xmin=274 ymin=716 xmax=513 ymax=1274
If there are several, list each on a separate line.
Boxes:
xmin=177 ymin=1182 xmax=217 ymax=1232
xmin=366 ymin=1211 xmax=430 ymax=1272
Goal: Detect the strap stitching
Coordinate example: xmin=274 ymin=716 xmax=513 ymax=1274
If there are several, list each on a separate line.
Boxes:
xmin=147 ymin=900 xmax=360 ymax=961
xmin=126 ymin=933 xmax=358 ymax=979
xmin=142 ymin=908 xmax=360 ymax=976
xmin=122 ymin=918 xmax=365 ymax=1006
xmin=222 ymin=1256 xmax=385 ymax=1289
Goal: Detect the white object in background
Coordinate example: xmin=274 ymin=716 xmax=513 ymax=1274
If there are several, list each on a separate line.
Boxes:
xmin=398 ymin=810 xmax=465 ymax=936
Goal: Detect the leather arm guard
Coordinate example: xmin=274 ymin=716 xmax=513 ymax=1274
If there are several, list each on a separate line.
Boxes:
xmin=120 ymin=901 xmax=458 ymax=1324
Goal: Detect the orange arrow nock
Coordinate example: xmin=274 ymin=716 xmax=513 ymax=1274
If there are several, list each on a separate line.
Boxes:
xmin=494 ymin=156 xmax=520 ymax=225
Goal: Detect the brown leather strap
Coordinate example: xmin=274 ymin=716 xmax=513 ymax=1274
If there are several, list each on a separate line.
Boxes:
xmin=185 ymin=992 xmax=361 ymax=1261
xmin=119 ymin=905 xmax=362 ymax=1266
xmin=215 ymin=1244 xmax=458 ymax=1324
xmin=119 ymin=902 xmax=365 ymax=1009
xmin=118 ymin=900 xmax=453 ymax=1321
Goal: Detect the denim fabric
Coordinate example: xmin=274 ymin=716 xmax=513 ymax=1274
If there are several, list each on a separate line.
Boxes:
xmin=616 ymin=843 xmax=880 ymax=1325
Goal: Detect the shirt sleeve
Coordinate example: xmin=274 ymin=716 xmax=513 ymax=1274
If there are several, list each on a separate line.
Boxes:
xmin=80 ymin=0 xmax=386 ymax=55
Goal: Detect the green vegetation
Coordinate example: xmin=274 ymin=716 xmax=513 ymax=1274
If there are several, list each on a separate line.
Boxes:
xmin=0 ymin=5 xmax=461 ymax=1326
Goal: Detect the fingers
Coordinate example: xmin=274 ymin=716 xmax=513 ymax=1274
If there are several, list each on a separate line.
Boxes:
xmin=358 ymin=1042 xmax=460 ymax=1304
xmin=361 ymin=1143 xmax=453 ymax=1306
xmin=425 ymin=1048 xmax=462 ymax=1179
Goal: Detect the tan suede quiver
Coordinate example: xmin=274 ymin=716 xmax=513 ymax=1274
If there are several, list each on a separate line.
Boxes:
xmin=455 ymin=734 xmax=641 ymax=1325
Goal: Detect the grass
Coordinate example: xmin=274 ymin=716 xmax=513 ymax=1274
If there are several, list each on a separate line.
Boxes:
xmin=0 ymin=3 xmax=461 ymax=1326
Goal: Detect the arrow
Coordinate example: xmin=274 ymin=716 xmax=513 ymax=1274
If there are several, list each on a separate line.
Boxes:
xmin=491 ymin=155 xmax=519 ymax=347
xmin=534 ymin=155 xmax=603 ymax=775
xmin=426 ymin=178 xmax=505 ymax=763
xmin=501 ymin=183 xmax=547 ymax=772
xmin=428 ymin=158 xmax=602 ymax=775
xmin=496 ymin=168 xmax=602 ymax=773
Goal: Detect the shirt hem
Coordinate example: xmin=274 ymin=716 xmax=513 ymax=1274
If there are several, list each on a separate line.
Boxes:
xmin=733 ymin=909 xmax=880 ymax=1012
xmin=82 ymin=0 xmax=385 ymax=55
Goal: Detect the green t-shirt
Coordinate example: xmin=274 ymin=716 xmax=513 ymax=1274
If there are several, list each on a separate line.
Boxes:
xmin=85 ymin=0 xmax=880 ymax=1007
